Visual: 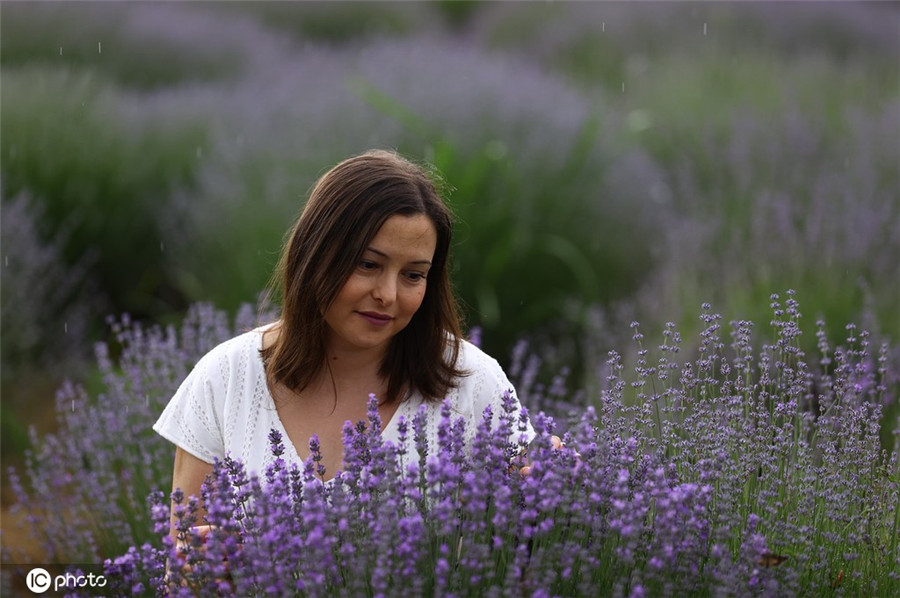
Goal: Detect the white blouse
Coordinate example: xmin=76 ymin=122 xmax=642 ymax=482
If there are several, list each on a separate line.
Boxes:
xmin=153 ymin=326 xmax=535 ymax=476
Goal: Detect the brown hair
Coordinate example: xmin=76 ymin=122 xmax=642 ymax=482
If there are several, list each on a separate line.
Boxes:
xmin=262 ymin=149 xmax=466 ymax=403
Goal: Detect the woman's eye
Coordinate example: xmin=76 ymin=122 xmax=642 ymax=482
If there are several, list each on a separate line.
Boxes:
xmin=405 ymin=271 xmax=426 ymax=282
xmin=358 ymin=260 xmax=378 ymax=271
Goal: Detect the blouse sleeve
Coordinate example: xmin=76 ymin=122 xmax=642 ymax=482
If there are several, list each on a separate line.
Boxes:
xmin=462 ymin=340 xmax=536 ymax=447
xmin=152 ymin=349 xmax=228 ymax=464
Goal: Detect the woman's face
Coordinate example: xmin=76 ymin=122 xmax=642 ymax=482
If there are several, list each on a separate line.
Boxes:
xmin=323 ymin=213 xmax=437 ymax=357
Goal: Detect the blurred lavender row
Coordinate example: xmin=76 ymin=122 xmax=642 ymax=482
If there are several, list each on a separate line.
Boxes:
xmin=2 ymin=1 xmax=896 ymax=370
xmin=0 ymin=191 xmax=102 ymax=373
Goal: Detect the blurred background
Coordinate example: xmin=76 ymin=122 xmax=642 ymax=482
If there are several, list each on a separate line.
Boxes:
xmin=2 ymin=0 xmax=898 ymax=508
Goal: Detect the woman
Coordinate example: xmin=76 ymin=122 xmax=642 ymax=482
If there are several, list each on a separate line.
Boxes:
xmin=154 ymin=149 xmax=535 ymax=510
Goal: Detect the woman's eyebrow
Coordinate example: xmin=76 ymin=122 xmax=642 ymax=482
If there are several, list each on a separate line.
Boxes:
xmin=365 ymin=246 xmax=432 ymax=265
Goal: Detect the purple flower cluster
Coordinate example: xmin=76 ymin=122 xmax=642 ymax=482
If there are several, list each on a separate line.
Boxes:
xmin=106 ymin=395 xmax=725 ymax=596
xmin=4 ymin=301 xmax=276 ymax=564
xmin=97 ymin=293 xmax=898 ymax=596
xmin=4 ymin=293 xmax=896 ymax=595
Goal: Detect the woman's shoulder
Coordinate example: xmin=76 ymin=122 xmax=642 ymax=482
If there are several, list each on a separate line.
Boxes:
xmin=456 ymin=338 xmax=503 ymax=372
xmin=438 ymin=338 xmax=525 ymax=435
xmin=193 ymin=324 xmax=272 ymax=370
xmin=453 ymin=338 xmax=513 ymax=397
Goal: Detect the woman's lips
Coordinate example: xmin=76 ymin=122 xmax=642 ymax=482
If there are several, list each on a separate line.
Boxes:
xmin=357 ymin=311 xmax=393 ymax=326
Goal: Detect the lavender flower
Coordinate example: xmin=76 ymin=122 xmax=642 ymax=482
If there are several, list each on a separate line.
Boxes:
xmin=3 ymin=288 xmax=895 ymax=596
xmin=4 ymin=301 xmax=276 ymax=565
xmin=88 ymin=296 xmax=897 ymax=596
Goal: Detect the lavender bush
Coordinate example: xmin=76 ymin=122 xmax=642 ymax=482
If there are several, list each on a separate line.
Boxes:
xmin=476 ymin=2 xmax=898 ymax=95
xmin=0 ymin=66 xmax=207 ymax=317
xmin=0 ymin=1 xmax=290 ymax=90
xmin=0 ymin=191 xmax=100 ymax=375
xmin=72 ymin=293 xmax=898 ymax=596
xmin=620 ymin=102 xmax=900 ymax=344
xmin=474 ymin=0 xmax=899 ymax=363
xmin=214 ymin=1 xmax=439 ymax=43
xmin=4 ymin=302 xmax=275 ymax=564
xmin=0 ymin=190 xmax=104 ymax=459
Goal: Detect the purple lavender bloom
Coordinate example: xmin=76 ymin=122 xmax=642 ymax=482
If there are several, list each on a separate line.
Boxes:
xmin=2 ymin=285 xmax=892 ymax=596
xmin=5 ymin=301 xmax=276 ymax=569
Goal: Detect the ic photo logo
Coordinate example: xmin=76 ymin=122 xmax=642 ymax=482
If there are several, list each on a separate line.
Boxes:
xmin=24 ymin=566 xmax=107 ymax=594
xmin=25 ymin=567 xmax=51 ymax=593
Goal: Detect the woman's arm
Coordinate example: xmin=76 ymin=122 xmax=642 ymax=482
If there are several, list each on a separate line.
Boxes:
xmin=170 ymin=447 xmax=214 ymax=540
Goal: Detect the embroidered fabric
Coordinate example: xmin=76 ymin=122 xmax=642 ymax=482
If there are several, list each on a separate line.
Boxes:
xmin=153 ymin=326 xmax=535 ymax=476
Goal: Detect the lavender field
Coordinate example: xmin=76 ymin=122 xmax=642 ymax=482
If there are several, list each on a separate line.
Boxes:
xmin=2 ymin=2 xmax=898 ymax=596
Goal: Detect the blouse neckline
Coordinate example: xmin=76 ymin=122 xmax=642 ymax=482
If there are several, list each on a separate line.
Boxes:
xmin=253 ymin=327 xmax=414 ymax=478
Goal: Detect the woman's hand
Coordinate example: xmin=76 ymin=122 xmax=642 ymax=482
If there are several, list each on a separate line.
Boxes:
xmin=516 ymin=435 xmax=564 ymax=476
xmin=175 ymin=524 xmax=215 ymax=560
xmin=167 ymin=524 xmax=233 ymax=590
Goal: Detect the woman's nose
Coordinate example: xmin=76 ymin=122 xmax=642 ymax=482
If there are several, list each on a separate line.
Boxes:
xmin=371 ymin=274 xmax=397 ymax=305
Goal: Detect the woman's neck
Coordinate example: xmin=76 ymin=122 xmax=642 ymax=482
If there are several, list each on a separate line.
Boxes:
xmin=263 ymin=323 xmax=390 ymax=401
xmin=323 ymin=349 xmax=383 ymax=381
